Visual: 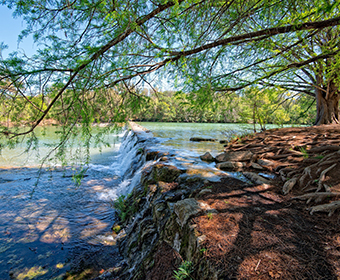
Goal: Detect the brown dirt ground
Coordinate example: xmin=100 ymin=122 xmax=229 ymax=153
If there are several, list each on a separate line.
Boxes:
xmin=195 ymin=177 xmax=340 ymax=279
xmin=146 ymin=242 xmax=183 ymax=280
xmin=193 ymin=125 xmax=340 ymax=280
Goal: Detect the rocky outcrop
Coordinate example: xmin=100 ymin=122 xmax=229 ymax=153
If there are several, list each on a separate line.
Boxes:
xmin=105 ymin=123 xmax=275 ymax=280
xmin=216 ymin=161 xmax=245 ymax=170
xmin=115 ymin=157 xmax=219 ymax=280
xmin=215 ymin=150 xmax=253 ymax=162
xmin=102 ymin=124 xmax=239 ymax=280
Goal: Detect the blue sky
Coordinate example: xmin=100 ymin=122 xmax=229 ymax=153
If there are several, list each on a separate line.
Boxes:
xmin=0 ymin=5 xmax=35 ymax=58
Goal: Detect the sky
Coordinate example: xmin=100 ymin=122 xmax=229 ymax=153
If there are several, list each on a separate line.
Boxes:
xmin=0 ymin=5 xmax=36 ymax=58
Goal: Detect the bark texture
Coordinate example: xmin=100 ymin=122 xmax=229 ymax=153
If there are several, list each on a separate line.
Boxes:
xmin=314 ymin=78 xmax=340 ymax=125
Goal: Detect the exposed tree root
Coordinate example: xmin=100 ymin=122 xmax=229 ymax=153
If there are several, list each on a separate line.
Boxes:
xmin=294 ymin=192 xmax=340 ymax=204
xmin=316 ymin=163 xmax=337 ymax=192
xmin=283 ymin=177 xmax=298 ymax=195
xmin=221 ymin=125 xmax=340 ymax=216
xmin=309 ymin=201 xmax=340 ymax=216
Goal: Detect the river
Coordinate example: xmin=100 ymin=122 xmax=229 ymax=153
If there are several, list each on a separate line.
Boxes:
xmin=0 ymin=122 xmax=282 ymax=279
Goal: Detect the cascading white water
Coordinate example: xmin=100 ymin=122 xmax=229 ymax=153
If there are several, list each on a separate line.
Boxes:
xmin=95 ymin=129 xmax=151 ymax=201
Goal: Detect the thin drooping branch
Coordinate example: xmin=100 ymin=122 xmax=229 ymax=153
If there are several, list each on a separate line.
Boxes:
xmin=7 ymin=0 xmax=183 ymax=138
xmin=108 ymin=42 xmax=339 ymax=92
xmin=169 ymin=16 xmax=340 ymax=56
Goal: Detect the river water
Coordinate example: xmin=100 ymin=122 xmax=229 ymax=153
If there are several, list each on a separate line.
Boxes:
xmin=0 ymin=126 xmax=132 ymax=279
xmin=0 ymin=122 xmax=280 ymax=279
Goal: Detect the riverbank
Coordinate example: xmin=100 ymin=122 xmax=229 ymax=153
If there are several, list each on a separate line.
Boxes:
xmin=105 ymin=123 xmax=340 ymax=280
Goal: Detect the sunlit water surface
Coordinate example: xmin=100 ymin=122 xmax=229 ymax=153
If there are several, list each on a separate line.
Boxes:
xmin=139 ymin=122 xmax=285 ymax=156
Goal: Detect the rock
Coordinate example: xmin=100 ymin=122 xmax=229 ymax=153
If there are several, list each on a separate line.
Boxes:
xmin=92 ymin=266 xmax=123 ymax=280
xmin=243 ymin=172 xmax=271 ymax=185
xmin=158 ymin=181 xmax=179 ymax=193
xmin=219 ymin=140 xmax=229 ymax=144
xmin=180 ymin=168 xmax=222 ymax=183
xmin=216 ymin=151 xmax=253 ymax=162
xmin=112 ymin=224 xmax=121 ymax=234
xmin=190 ymin=137 xmax=217 ymax=142
xmin=251 ymin=162 xmax=264 ymax=170
xmin=173 ymin=198 xmax=202 ymax=227
xmin=216 ymin=161 xmax=245 ymax=171
xmin=147 ymin=184 xmax=158 ymax=199
xmin=153 ymin=202 xmax=167 ymax=220
xmin=200 ymin=152 xmax=215 ymax=162
xmin=148 ymin=163 xmax=182 ymax=183
xmin=198 ymin=201 xmax=218 ymax=213
xmin=197 ymin=235 xmax=207 ymax=245
xmin=145 ymin=149 xmax=170 ymax=161
xmin=197 ymin=189 xmax=212 ymax=197
xmin=145 ymin=150 xmax=160 ymax=161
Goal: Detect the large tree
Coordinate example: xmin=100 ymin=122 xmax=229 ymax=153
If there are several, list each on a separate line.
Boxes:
xmin=265 ymin=27 xmax=340 ymax=125
xmin=0 ymin=0 xmax=340 ymax=141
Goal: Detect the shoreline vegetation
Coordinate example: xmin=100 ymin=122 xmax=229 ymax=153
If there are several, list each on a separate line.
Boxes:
xmin=103 ymin=122 xmax=340 ymax=280
xmin=0 ymin=87 xmax=316 ymax=131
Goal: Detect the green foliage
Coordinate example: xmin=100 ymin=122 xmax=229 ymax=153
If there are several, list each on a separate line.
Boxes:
xmin=313 ymin=154 xmax=324 ymax=159
xmin=174 ymin=261 xmax=194 ymax=280
xmin=131 ymin=87 xmax=314 ymax=124
xmin=299 ymin=147 xmax=309 ymax=159
xmin=207 ymin=212 xmax=213 ymax=220
xmin=199 ymin=248 xmax=207 ymax=254
xmin=239 ymin=87 xmax=292 ymax=130
xmin=72 ymin=166 xmax=88 ymax=187
xmin=113 ymin=193 xmax=137 ymax=223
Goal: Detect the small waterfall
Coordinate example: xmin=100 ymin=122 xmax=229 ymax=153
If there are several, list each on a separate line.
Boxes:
xmin=97 ymin=128 xmax=153 ymax=201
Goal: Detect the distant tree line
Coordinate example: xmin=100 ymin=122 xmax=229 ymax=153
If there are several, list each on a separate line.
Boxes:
xmin=0 ymin=85 xmax=316 ymax=128
xmin=132 ymin=87 xmax=316 ymax=127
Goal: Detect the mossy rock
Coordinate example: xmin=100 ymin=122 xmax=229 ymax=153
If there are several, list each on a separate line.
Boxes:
xmin=148 ymin=164 xmax=183 ymax=183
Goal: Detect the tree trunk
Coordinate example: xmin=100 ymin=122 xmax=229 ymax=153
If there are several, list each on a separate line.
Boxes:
xmin=314 ymin=80 xmax=340 ymax=125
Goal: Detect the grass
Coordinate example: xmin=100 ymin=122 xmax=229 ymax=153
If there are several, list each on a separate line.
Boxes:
xmin=299 ymin=147 xmax=309 ymax=159
xmin=174 ymin=261 xmax=194 ymax=280
xmin=200 ymin=248 xmax=207 ymax=254
xmin=113 ymin=193 xmax=137 ymax=223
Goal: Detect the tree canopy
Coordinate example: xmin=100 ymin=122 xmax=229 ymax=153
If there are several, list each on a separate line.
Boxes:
xmin=1 ymin=0 xmax=340 ymax=142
